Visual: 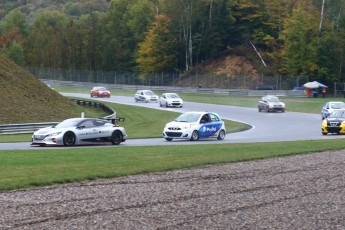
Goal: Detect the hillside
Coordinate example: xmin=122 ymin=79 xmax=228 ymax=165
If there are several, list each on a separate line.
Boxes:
xmin=0 ymin=55 xmax=82 ymax=124
xmin=178 ymin=50 xmax=261 ymax=89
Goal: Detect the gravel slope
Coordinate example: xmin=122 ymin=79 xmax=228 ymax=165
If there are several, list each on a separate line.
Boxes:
xmin=1 ymin=150 xmax=345 ymax=229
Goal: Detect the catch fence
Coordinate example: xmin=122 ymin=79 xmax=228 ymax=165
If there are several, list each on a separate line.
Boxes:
xmin=26 ymin=67 xmax=310 ymax=91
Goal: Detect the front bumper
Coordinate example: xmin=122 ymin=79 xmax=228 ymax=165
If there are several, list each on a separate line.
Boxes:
xmin=322 ymin=123 xmax=345 ymax=134
xmin=163 ymin=130 xmax=192 ymax=139
xmin=268 ymin=106 xmax=285 ymax=112
xmin=31 ymin=135 xmax=62 ymax=145
xmin=167 ymin=102 xmax=183 ymax=107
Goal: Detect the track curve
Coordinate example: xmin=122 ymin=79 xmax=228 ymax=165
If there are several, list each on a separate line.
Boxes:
xmin=0 ymin=93 xmax=342 ymax=150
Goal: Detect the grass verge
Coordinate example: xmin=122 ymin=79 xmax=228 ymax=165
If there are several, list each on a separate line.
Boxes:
xmin=0 ymin=101 xmax=251 ymax=142
xmin=1 ymin=139 xmax=344 ymax=191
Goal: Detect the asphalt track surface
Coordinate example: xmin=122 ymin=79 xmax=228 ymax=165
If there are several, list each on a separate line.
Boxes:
xmin=0 ymin=92 xmax=344 ymax=150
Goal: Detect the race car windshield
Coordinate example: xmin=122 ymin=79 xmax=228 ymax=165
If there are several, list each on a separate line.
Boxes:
xmin=329 ymin=110 xmax=345 ymax=118
xmin=98 ymin=87 xmax=107 ymax=91
xmin=175 ymin=113 xmax=200 ymax=122
xmin=267 ymin=97 xmax=280 ymax=102
xmin=54 ymin=119 xmax=82 ymax=128
xmin=145 ymin=91 xmax=154 ymax=95
xmin=331 ymin=102 xmax=345 ymax=109
xmin=167 ymin=93 xmax=179 ymax=98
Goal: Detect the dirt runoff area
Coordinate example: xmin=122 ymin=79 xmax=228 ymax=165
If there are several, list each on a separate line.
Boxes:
xmin=1 ymin=150 xmax=345 ymax=229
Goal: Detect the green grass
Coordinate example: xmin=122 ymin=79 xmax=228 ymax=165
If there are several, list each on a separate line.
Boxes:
xmin=0 ymin=100 xmax=250 ymax=142
xmin=1 ymin=139 xmax=344 ymax=191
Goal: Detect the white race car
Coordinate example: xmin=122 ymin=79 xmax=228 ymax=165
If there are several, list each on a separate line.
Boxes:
xmin=134 ymin=90 xmax=159 ymax=103
xmin=163 ymin=112 xmax=226 ymax=141
xmin=159 ymin=93 xmax=183 ymax=107
xmin=32 ymin=117 xmax=127 ymax=146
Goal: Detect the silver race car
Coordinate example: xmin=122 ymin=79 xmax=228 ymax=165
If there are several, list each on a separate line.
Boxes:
xmin=32 ymin=117 xmax=127 ymax=146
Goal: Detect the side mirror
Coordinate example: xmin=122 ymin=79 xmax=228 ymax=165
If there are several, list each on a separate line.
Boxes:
xmin=200 ymin=120 xmax=206 ymax=124
xmin=77 ymin=125 xmax=85 ymax=130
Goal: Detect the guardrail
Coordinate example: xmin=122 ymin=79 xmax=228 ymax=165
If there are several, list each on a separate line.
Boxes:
xmin=0 ymin=99 xmax=116 ymax=135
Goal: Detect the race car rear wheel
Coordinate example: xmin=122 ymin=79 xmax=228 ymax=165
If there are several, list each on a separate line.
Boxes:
xmin=111 ymin=131 xmax=122 ymax=145
xmin=217 ymin=129 xmax=226 ymax=140
xmin=190 ymin=130 xmax=199 ymax=141
xmin=63 ymin=132 xmax=76 ymax=146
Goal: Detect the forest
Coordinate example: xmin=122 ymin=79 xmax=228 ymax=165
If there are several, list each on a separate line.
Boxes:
xmin=1 ymin=0 xmax=345 ymax=89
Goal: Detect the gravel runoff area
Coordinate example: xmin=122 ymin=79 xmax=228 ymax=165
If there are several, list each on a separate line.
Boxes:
xmin=1 ymin=150 xmax=345 ymax=229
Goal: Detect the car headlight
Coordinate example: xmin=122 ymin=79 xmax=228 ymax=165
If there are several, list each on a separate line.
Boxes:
xmin=47 ymin=132 xmax=62 ymax=137
xmin=322 ymin=120 xmax=327 ymax=125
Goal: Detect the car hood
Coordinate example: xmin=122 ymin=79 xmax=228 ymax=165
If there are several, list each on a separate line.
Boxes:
xmin=166 ymin=121 xmax=196 ymax=129
xmin=268 ymin=102 xmax=285 ymax=106
xmin=167 ymin=98 xmax=182 ymax=102
xmin=33 ymin=127 xmax=71 ymax=135
xmin=325 ymin=117 xmax=345 ymax=122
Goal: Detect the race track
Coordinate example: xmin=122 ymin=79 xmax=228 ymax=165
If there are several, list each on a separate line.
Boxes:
xmin=0 ymin=92 xmax=343 ymax=150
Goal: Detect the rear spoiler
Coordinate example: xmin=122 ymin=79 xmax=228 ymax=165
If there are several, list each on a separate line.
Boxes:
xmin=100 ymin=117 xmax=125 ymax=124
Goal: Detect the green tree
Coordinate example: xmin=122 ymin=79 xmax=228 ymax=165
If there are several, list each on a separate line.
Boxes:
xmin=25 ymin=11 xmax=68 ymax=69
xmin=2 ymin=41 xmax=25 ymax=65
xmin=280 ymin=0 xmax=319 ymax=76
xmin=98 ymin=0 xmax=154 ymax=71
xmin=136 ymin=14 xmax=176 ymax=73
xmin=0 ymin=9 xmax=27 ymax=63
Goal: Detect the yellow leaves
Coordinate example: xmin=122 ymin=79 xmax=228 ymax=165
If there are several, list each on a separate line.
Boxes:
xmin=136 ymin=14 xmax=175 ymax=73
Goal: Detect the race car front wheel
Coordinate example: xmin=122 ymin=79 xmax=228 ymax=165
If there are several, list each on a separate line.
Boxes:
xmin=111 ymin=131 xmax=122 ymax=145
xmin=63 ymin=132 xmax=76 ymax=146
xmin=190 ymin=130 xmax=199 ymax=141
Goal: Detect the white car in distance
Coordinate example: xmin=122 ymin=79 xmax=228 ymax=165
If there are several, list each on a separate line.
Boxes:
xmin=159 ymin=93 xmax=183 ymax=107
xmin=134 ymin=90 xmax=159 ymax=103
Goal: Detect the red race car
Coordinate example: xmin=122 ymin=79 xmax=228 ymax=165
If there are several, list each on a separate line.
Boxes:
xmin=90 ymin=86 xmax=111 ymax=98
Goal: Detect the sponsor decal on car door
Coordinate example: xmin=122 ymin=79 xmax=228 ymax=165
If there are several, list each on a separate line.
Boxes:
xmin=198 ymin=122 xmax=222 ymax=138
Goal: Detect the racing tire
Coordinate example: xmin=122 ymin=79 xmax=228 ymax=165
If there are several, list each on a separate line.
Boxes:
xmin=63 ymin=132 xmax=76 ymax=146
xmin=258 ymin=106 xmax=261 ymax=112
xmin=160 ymin=102 xmax=162 ymax=107
xmin=166 ymin=102 xmax=169 ymax=107
xmin=322 ymin=132 xmax=328 ymax=136
xmin=190 ymin=130 xmax=199 ymax=141
xmin=165 ymin=138 xmax=173 ymax=141
xmin=217 ymin=129 xmax=226 ymax=140
xmin=111 ymin=131 xmax=122 ymax=145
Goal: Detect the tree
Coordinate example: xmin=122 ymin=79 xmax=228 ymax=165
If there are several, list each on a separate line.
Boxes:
xmin=98 ymin=0 xmax=154 ymax=71
xmin=2 ymin=41 xmax=25 ymax=65
xmin=0 ymin=9 xmax=27 ymax=63
xmin=25 ymin=11 xmax=68 ymax=69
xmin=136 ymin=14 xmax=176 ymax=73
xmin=280 ymin=0 xmax=319 ymax=76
